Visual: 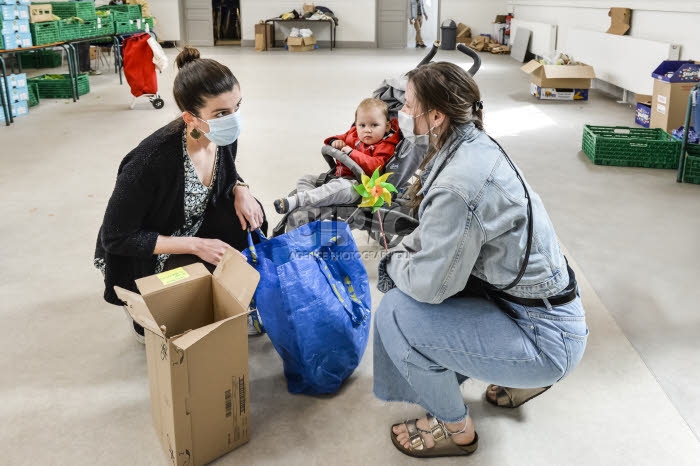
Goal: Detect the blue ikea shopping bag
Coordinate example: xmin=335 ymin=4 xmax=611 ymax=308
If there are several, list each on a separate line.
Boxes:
xmin=244 ymin=221 xmax=371 ymax=395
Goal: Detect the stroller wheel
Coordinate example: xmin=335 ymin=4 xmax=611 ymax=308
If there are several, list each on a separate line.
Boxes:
xmin=151 ymin=98 xmax=165 ymax=109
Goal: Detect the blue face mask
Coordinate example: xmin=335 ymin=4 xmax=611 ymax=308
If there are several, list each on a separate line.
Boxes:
xmin=195 ymin=110 xmax=242 ymax=146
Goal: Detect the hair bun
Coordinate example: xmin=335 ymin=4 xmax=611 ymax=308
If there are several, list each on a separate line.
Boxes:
xmin=176 ymin=46 xmax=201 ymax=69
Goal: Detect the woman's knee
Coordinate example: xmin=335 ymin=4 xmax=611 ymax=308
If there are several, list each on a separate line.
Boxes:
xmin=375 ymin=288 xmax=415 ymax=336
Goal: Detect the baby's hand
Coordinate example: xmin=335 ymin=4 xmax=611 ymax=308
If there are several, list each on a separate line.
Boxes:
xmin=341 ymin=146 xmax=352 ymax=154
xmin=332 ymin=140 xmax=346 ymax=150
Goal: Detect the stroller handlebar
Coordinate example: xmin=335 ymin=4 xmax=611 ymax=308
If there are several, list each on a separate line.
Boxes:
xmin=321 ymin=145 xmax=365 ymax=180
xmin=416 ymin=41 xmax=482 ymax=77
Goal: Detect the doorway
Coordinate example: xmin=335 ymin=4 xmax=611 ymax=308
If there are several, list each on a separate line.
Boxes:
xmin=212 ymin=0 xmax=241 ymax=46
xmin=407 ymin=0 xmax=439 ymax=48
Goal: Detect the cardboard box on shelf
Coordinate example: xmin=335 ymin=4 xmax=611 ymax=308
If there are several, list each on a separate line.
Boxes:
xmin=521 ymin=60 xmax=596 ymax=90
xmin=530 ymin=82 xmax=589 ymax=101
xmin=287 ymin=34 xmax=316 ymax=52
xmin=650 ymin=60 xmax=700 ymax=132
xmin=607 ymin=7 xmax=631 ymax=35
xmin=254 ymin=22 xmax=273 ymax=51
xmin=303 ymin=3 xmax=315 ymax=14
xmin=114 ymin=249 xmax=260 ymax=466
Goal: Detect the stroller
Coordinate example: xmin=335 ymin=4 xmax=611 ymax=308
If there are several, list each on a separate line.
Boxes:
xmin=272 ymin=43 xmax=481 ymax=247
xmin=120 ymin=32 xmax=167 ymax=110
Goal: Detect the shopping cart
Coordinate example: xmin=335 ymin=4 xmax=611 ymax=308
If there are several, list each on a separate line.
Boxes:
xmin=120 ymin=32 xmax=165 ymax=109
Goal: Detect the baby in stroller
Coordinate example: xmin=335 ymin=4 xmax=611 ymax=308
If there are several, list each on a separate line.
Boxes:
xmin=274 ymin=98 xmax=401 ymax=214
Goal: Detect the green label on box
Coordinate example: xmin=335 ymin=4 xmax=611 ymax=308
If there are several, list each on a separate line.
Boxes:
xmin=157 ymin=267 xmax=189 ymax=286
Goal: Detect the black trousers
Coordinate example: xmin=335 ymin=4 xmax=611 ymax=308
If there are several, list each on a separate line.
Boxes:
xmin=77 ymin=43 xmax=91 ymax=72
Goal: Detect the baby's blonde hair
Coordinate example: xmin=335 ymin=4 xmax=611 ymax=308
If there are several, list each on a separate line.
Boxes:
xmin=355 ymin=98 xmax=389 ymax=121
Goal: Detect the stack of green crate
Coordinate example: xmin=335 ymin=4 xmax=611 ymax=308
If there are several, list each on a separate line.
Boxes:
xmin=28 ymin=73 xmax=90 ymax=99
xmin=58 ymin=18 xmax=82 ymax=41
xmin=681 ymin=144 xmax=700 ymax=184
xmin=0 ymin=35 xmax=4 ymax=51
xmin=115 ymin=19 xmax=139 ymax=34
xmin=19 ymin=50 xmax=62 ymax=69
xmin=108 ymin=4 xmax=142 ymax=20
xmin=582 ymin=125 xmax=681 ymax=169
xmin=30 ymin=21 xmax=60 ymax=46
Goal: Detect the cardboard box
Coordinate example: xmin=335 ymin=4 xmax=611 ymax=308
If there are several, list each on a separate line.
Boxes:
xmin=254 ymin=22 xmax=273 ymax=51
xmin=287 ymin=34 xmax=316 ymax=52
xmin=2 ymin=19 xmax=30 ymax=34
xmin=29 ymin=4 xmax=52 ymax=23
xmin=303 ymin=3 xmax=315 ymax=14
xmin=635 ymin=94 xmax=652 ymax=128
xmin=114 ymin=250 xmax=260 ymax=466
xmin=521 ymin=60 xmax=596 ymax=89
xmin=650 ymin=61 xmax=700 ymax=132
xmin=607 ymin=7 xmax=631 ymax=35
xmin=530 ymin=82 xmax=589 ymax=101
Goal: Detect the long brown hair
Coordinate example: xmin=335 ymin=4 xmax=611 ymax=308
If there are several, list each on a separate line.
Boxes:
xmin=405 ymin=62 xmax=484 ymax=208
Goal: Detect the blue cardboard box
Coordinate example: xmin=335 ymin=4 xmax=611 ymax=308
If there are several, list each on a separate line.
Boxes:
xmin=0 ymin=4 xmax=28 ymax=20
xmin=1 ymin=99 xmax=29 ymax=118
xmin=2 ymin=73 xmax=27 ymax=89
xmin=652 ymin=60 xmax=700 ymax=83
xmin=2 ymin=30 xmax=30 ymax=48
xmin=1 ymin=18 xmax=29 ymax=34
xmin=635 ymin=101 xmax=652 ymax=128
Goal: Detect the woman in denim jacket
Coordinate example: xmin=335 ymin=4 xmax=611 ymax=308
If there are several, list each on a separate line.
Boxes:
xmin=374 ymin=62 xmax=589 ymax=458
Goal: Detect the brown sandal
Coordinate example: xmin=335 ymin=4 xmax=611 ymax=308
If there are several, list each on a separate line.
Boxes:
xmin=485 ymin=385 xmax=552 ymax=408
xmin=390 ymin=413 xmax=479 ymax=458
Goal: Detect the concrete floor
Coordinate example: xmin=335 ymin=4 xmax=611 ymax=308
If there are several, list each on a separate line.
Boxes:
xmin=1 ymin=48 xmax=699 ymax=465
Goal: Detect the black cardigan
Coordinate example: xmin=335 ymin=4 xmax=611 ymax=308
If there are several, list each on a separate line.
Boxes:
xmin=95 ymin=119 xmax=243 ymax=305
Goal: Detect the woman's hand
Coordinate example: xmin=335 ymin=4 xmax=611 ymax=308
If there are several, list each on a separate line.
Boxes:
xmin=191 ymin=237 xmax=233 ymax=266
xmin=234 ymin=186 xmax=264 ymax=230
xmin=332 ymin=140 xmax=346 ymax=150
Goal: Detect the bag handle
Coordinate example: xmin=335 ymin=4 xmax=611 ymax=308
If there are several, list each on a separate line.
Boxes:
xmin=246 ymin=228 xmax=267 ymax=264
xmin=309 ymin=252 xmax=367 ymax=326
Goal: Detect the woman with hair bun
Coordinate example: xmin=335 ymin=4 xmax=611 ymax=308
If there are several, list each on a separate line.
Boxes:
xmin=94 ymin=47 xmax=267 ymax=340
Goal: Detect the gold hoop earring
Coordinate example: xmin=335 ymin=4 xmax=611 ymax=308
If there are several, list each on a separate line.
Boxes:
xmin=190 ymin=128 xmax=201 ymax=140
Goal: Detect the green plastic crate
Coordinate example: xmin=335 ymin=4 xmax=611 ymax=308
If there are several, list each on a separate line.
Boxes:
xmin=681 ymin=144 xmax=700 ymax=184
xmin=28 ymin=82 xmax=39 ymax=107
xmin=96 ymin=7 xmax=129 ymax=22
xmin=143 ymin=17 xmax=154 ymax=30
xmin=50 ymin=1 xmax=96 ymax=20
xmin=95 ymin=20 xmax=115 ymax=37
xmin=28 ymin=73 xmax=90 ymax=99
xmin=0 ymin=34 xmax=4 ymax=51
xmin=115 ymin=20 xmax=138 ymax=34
xmin=80 ymin=19 xmax=98 ymax=38
xmin=582 ymin=125 xmax=681 ymax=169
xmin=108 ymin=4 xmax=141 ymax=20
xmin=58 ymin=18 xmax=82 ymax=41
xmin=19 ymin=50 xmax=62 ymax=69
xmin=30 ymin=21 xmax=60 ymax=46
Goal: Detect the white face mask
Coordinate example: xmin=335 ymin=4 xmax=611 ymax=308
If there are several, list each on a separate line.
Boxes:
xmin=193 ymin=110 xmax=242 ymax=146
xmin=398 ymin=110 xmax=431 ymax=147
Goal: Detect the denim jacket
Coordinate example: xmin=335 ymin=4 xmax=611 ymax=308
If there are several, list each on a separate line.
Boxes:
xmin=409 ymin=0 xmax=425 ymax=19
xmin=378 ymin=123 xmax=569 ymax=304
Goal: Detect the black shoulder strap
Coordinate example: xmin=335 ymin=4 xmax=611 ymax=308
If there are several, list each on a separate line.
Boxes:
xmin=488 ymin=136 xmax=533 ymax=291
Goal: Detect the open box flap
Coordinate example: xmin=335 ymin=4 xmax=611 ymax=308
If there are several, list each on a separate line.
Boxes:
xmin=543 ymin=64 xmax=596 ymax=79
xmin=520 ymin=60 xmax=543 ymax=75
xmin=114 ymin=286 xmax=164 ymax=337
xmin=213 ymin=249 xmax=260 ymax=319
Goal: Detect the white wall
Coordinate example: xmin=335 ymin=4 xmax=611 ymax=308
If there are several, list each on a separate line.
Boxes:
xmin=439 ymin=0 xmax=508 ymax=37
xmin=508 ymin=0 xmax=700 ymax=60
xmin=240 ymin=0 xmax=375 ymax=44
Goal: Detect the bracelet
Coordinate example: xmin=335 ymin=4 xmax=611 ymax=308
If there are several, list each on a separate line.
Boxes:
xmin=234 ymin=181 xmax=249 ymax=190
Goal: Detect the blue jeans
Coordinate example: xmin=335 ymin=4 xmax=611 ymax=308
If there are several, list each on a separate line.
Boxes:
xmin=373 ymin=288 xmax=588 ymax=423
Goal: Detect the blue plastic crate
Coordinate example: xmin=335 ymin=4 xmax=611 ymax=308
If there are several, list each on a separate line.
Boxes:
xmin=0 ymin=0 xmax=32 ymax=4
xmin=1 ymin=31 xmax=16 ymax=48
xmin=0 ymin=80 xmax=29 ymax=102
xmin=652 ymin=61 xmax=700 ymax=83
xmin=1 ymin=18 xmax=29 ymax=34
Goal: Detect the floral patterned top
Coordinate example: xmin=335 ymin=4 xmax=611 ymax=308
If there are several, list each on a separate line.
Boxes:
xmin=95 ymin=130 xmax=219 ymax=276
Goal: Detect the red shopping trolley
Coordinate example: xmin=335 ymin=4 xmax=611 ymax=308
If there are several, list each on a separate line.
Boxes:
xmin=121 ymin=32 xmax=165 ymax=109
